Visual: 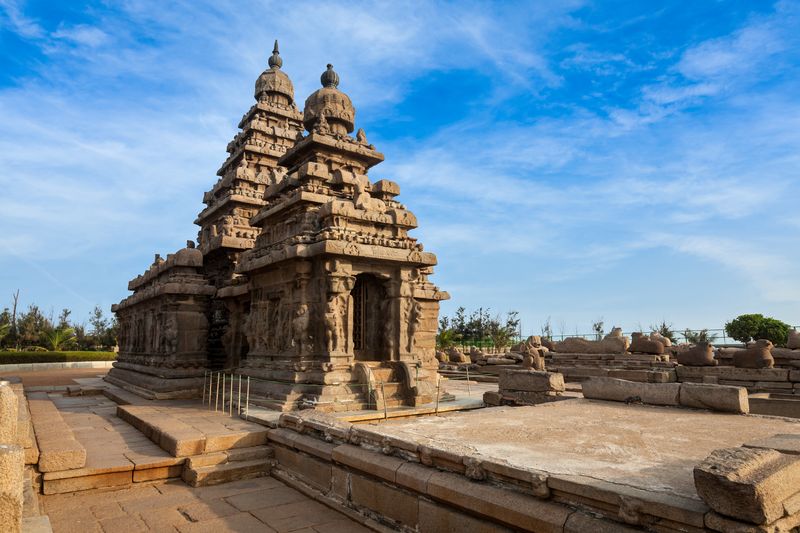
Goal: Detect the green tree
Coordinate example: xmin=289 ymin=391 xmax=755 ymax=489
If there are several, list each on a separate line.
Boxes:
xmin=435 ymin=316 xmax=458 ymax=349
xmin=43 ymin=327 xmax=76 ymax=351
xmin=487 ymin=311 xmax=520 ymax=349
xmin=0 ymin=323 xmax=9 ymax=344
xmin=755 ymin=317 xmax=791 ymax=347
xmin=725 ymin=314 xmax=765 ymax=343
xmin=650 ymin=320 xmax=677 ymax=344
xmin=683 ymin=329 xmax=718 ymax=344
xmin=17 ymin=304 xmax=51 ymax=348
xmin=592 ymin=317 xmax=604 ymax=341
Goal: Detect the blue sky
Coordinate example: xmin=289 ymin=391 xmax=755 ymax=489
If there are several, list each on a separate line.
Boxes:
xmin=0 ymin=0 xmax=798 ymax=335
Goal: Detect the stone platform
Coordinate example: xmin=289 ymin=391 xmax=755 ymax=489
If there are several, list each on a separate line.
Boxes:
xmin=29 ymin=391 xmax=184 ymax=494
xmin=370 ymin=399 xmax=800 ymax=501
xmin=260 ymin=398 xmax=800 ymax=531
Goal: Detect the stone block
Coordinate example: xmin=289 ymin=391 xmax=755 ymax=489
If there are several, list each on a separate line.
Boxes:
xmin=679 ymin=383 xmax=749 ymax=414
xmin=483 ymin=391 xmax=502 ymax=406
xmin=0 ymin=444 xmax=23 ymax=533
xmin=43 ymin=470 xmax=132 ymax=495
xmin=418 ymin=499 xmax=513 ymax=532
xmin=38 ymin=439 xmax=87 ymax=472
xmin=395 ymin=462 xmax=435 ymax=494
xmin=331 ymin=444 xmax=404 ymax=483
xmin=718 ymin=368 xmax=789 ymax=382
xmin=331 ymin=465 xmax=349 ymax=501
xmin=426 ymin=470 xmax=572 ymax=532
xmin=132 ymin=464 xmax=182 ymax=482
xmin=272 ymin=445 xmax=331 ymax=491
xmin=694 ymin=447 xmax=800 ymax=524
xmin=350 ymin=472 xmax=418 ymax=527
xmin=499 ymin=370 xmax=565 ymax=393
xmin=0 ymin=382 xmax=19 ymax=444
xmin=582 ymin=377 xmax=680 ymax=406
xmin=564 ymin=511 xmax=641 ymax=533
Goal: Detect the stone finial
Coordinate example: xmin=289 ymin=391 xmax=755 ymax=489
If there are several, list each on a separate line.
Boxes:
xmin=268 ymin=39 xmax=282 ymax=69
xmin=186 ymin=240 xmax=195 ymax=249
xmin=255 ymin=38 xmax=294 ymax=104
xmin=303 ymin=64 xmax=354 ymax=134
xmin=321 ymin=64 xmax=339 ymax=88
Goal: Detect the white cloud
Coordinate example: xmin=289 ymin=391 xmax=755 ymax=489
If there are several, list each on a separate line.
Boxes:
xmin=51 ymin=24 xmax=109 ymax=48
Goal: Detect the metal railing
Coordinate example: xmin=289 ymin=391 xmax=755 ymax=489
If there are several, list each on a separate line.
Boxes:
xmin=200 ymin=368 xmax=472 ymax=419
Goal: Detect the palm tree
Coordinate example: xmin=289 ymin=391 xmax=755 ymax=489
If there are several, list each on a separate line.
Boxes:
xmin=44 ymin=327 xmax=76 ymax=351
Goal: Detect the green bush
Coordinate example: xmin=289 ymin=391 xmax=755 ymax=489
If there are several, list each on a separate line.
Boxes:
xmin=0 ymin=351 xmax=116 ymax=365
xmin=724 ymin=314 xmax=764 ymax=343
xmin=725 ymin=314 xmax=792 ymax=346
xmin=756 ymin=318 xmax=792 ymax=347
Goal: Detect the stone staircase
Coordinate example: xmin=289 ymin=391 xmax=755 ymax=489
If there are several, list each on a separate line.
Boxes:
xmin=182 ymin=445 xmax=272 ymax=487
xmin=357 ymin=362 xmax=408 ymax=410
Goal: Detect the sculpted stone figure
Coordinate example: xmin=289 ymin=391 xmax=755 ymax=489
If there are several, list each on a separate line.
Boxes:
xmin=353 ymin=181 xmax=386 ymax=213
xmin=649 ymin=331 xmax=672 ymax=347
xmin=521 ymin=345 xmax=545 ymax=371
xmin=292 ymin=304 xmax=311 ymax=355
xmin=676 ymin=342 xmax=717 ymax=366
xmin=629 ymin=332 xmax=665 ymax=355
xmin=788 ymin=328 xmax=800 ymax=350
xmin=733 ymin=339 xmax=775 ymax=369
xmin=446 ymin=347 xmax=469 ymax=363
xmin=324 ymin=295 xmax=346 ymax=353
xmin=407 ymin=298 xmax=422 ymax=352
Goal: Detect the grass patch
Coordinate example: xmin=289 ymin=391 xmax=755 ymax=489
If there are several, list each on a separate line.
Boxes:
xmin=0 ymin=351 xmax=117 ymax=365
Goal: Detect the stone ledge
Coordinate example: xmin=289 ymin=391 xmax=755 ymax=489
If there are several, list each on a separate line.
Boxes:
xmin=26 ymin=395 xmax=86 ymax=473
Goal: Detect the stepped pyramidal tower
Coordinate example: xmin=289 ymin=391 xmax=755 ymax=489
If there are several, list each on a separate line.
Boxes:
xmin=109 ymin=43 xmax=449 ymax=411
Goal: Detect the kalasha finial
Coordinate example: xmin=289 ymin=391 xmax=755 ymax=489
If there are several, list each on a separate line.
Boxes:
xmin=320 ymin=64 xmax=339 ymax=88
xmin=268 ymin=39 xmax=282 ymax=69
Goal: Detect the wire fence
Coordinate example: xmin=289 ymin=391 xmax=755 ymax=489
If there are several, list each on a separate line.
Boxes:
xmin=452 ymin=326 xmax=800 ymax=350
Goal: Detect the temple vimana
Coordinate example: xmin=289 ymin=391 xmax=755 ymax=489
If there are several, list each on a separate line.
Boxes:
xmin=108 ymin=41 xmax=448 ymax=411
xmin=3 ymin=42 xmax=800 ymax=533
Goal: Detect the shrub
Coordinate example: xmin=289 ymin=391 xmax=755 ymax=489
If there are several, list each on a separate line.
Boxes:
xmin=725 ymin=314 xmax=764 ymax=343
xmin=0 ymin=351 xmax=116 ymax=365
xmin=683 ymin=329 xmax=717 ymax=344
xmin=725 ymin=314 xmax=792 ymax=346
xmin=755 ymin=317 xmax=792 ymax=347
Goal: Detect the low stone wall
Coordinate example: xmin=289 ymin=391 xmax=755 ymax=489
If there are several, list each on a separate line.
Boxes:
xmin=0 ymin=361 xmax=114 ymax=373
xmin=676 ymin=366 xmax=800 ymax=395
xmin=582 ymin=377 xmax=749 ymax=414
xmin=255 ymin=410 xmax=799 ymax=532
xmin=546 ymin=352 xmax=676 ymax=382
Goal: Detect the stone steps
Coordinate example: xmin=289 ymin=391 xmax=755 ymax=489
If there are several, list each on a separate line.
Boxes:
xmin=116 ymin=404 xmax=269 ymax=457
xmin=181 ymin=445 xmax=272 ymax=487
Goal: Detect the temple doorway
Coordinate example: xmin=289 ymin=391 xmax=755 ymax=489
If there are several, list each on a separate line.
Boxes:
xmin=351 ymin=273 xmax=386 ymax=361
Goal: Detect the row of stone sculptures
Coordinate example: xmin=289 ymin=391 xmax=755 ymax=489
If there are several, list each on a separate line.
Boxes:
xmin=437 ymin=327 xmax=800 ymax=371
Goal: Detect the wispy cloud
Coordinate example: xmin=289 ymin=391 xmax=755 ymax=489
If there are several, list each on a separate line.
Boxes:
xmin=0 ymin=0 xmax=798 ymax=329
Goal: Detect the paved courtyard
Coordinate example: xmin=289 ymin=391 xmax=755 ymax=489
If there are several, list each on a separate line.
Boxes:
xmin=43 ymin=476 xmax=370 ymax=533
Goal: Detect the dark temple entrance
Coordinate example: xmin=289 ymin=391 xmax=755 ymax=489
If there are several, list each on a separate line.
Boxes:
xmin=351 ymin=274 xmax=386 ymax=361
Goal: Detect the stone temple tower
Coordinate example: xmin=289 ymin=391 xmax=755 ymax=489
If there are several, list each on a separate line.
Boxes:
xmin=195 ymin=41 xmax=304 ymax=369
xmin=110 ymin=46 xmax=449 ymax=410
xmin=232 ymin=64 xmax=449 ymax=411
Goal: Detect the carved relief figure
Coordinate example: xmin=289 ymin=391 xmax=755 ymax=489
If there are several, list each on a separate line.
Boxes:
xmin=292 ymin=304 xmax=310 ymax=355
xmin=324 ymin=294 xmax=346 ymax=353
xmin=407 ymin=298 xmax=422 ymax=353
